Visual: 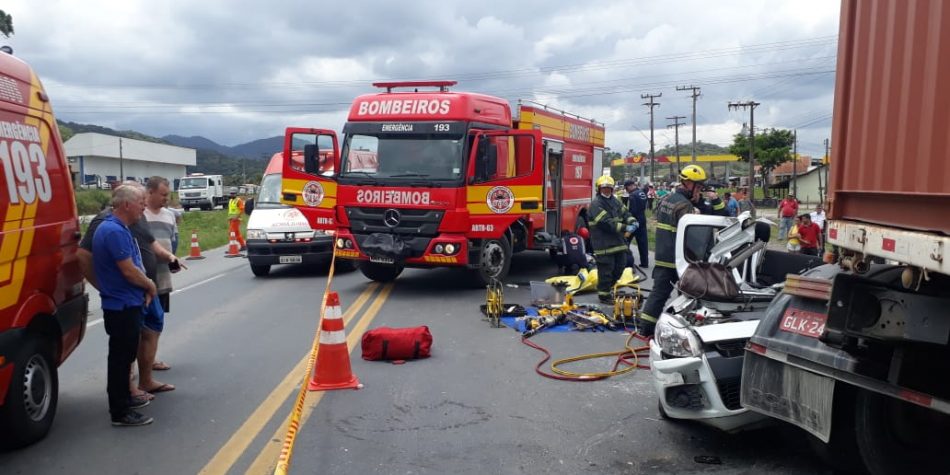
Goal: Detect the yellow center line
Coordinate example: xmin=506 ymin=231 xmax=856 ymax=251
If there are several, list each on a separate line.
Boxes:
xmin=246 ymin=282 xmax=395 ymax=475
xmin=199 ymin=282 xmax=379 ymax=475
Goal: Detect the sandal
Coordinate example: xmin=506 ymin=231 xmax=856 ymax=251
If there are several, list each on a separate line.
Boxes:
xmin=152 ymin=361 xmax=171 ymax=371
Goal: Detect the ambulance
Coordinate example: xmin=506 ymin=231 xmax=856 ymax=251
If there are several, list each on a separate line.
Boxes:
xmin=280 ymin=81 xmax=604 ymax=285
xmin=243 ymin=150 xmax=336 ymax=276
xmin=0 ymin=50 xmax=88 ymax=447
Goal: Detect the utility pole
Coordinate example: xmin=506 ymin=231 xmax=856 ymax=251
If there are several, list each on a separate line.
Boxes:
xmin=823 ymin=138 xmax=830 ymax=203
xmin=728 ymin=100 xmax=760 ymax=211
xmin=792 ymin=130 xmax=798 ymax=197
xmin=676 ymin=85 xmax=701 ymax=162
xmin=641 ymin=93 xmax=662 ymax=184
xmin=118 ymin=137 xmax=124 ymax=182
xmin=667 ymin=116 xmax=687 ymax=176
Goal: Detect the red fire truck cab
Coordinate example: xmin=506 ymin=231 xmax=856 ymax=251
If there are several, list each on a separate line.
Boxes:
xmin=281 ymin=81 xmax=604 ymax=284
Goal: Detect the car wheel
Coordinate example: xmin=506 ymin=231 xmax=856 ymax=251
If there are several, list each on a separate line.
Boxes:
xmin=359 ymin=262 xmax=403 ymax=282
xmin=475 ymin=235 xmax=511 ymax=286
xmin=250 ymin=264 xmax=271 ymax=277
xmin=183 ymin=206 xmax=190 ymax=212
xmin=854 ymin=388 xmax=950 ymax=475
xmin=0 ymin=336 xmax=58 ymax=449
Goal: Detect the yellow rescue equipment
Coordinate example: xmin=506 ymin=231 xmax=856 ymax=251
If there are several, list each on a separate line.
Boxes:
xmin=544 ymin=266 xmax=640 ymax=295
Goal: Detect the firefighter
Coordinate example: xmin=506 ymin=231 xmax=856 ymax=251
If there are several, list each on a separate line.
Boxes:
xmin=623 ymin=179 xmax=649 ymax=268
xmin=589 ymin=175 xmax=637 ymax=305
xmin=227 ymin=188 xmax=247 ymax=251
xmin=638 ymin=165 xmax=728 ymax=336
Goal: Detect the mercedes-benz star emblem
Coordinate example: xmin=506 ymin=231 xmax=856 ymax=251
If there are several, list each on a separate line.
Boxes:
xmin=383 ymin=209 xmax=401 ymax=228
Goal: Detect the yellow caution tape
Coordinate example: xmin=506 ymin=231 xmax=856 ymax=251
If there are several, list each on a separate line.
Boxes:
xmin=273 ymin=247 xmax=339 ymax=475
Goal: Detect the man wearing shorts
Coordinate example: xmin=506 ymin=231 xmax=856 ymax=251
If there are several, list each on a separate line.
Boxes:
xmin=140 ymin=176 xmax=184 ymax=394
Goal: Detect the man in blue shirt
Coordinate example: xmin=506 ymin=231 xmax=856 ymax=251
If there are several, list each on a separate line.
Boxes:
xmin=92 ymin=185 xmax=157 ymax=427
xmin=724 ymin=192 xmax=739 ymax=217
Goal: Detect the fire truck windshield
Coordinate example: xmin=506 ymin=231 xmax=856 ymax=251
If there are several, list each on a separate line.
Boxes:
xmin=339 ymin=133 xmax=465 ymax=182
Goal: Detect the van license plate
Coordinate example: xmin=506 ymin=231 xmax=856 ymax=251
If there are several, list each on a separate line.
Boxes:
xmin=279 ymin=256 xmax=303 ymax=264
xmin=369 ymin=257 xmax=394 ymax=264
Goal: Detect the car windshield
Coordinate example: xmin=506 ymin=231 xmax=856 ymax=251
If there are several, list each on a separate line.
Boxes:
xmin=179 ymin=178 xmax=209 ymax=189
xmin=255 ymin=173 xmax=287 ymax=209
xmin=339 ymin=134 xmax=464 ymax=181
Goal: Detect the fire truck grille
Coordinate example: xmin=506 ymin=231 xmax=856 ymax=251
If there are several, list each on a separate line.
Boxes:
xmin=346 ymin=207 xmax=443 ymax=237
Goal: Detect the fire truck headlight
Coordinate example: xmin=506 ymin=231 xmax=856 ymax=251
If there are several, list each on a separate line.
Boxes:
xmin=434 ymin=244 xmax=445 ymax=254
xmin=336 ymin=238 xmax=345 ymax=249
xmin=344 ymin=239 xmax=354 ymax=249
xmin=445 ymin=243 xmax=456 ymax=255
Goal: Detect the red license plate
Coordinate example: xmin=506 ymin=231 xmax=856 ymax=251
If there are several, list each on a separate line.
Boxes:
xmin=780 ymin=308 xmax=827 ymax=338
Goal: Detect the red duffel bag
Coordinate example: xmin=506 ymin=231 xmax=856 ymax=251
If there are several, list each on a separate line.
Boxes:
xmin=361 ymin=326 xmax=433 ymax=361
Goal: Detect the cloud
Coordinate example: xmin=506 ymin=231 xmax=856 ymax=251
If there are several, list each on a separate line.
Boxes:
xmin=3 ymin=0 xmax=839 ymax=156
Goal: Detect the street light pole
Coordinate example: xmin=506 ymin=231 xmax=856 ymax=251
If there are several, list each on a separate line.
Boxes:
xmin=641 ymin=93 xmax=661 ymax=184
xmin=728 ymin=100 xmax=760 ymax=212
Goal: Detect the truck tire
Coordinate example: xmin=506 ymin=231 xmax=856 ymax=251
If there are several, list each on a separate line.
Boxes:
xmin=250 ymin=264 xmax=271 ymax=277
xmin=806 ymin=385 xmax=866 ymax=474
xmin=854 ymin=388 xmax=950 ymax=475
xmin=475 ymin=235 xmax=511 ymax=286
xmin=0 ymin=336 xmax=58 ymax=449
xmin=360 ymin=262 xmax=403 ymax=282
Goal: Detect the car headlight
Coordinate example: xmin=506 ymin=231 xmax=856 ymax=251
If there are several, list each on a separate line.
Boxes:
xmin=655 ymin=313 xmax=702 ymax=358
xmin=246 ymin=229 xmax=265 ymax=240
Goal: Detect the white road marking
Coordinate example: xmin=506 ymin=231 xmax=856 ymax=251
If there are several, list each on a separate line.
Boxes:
xmin=86 ymin=271 xmax=233 ymax=328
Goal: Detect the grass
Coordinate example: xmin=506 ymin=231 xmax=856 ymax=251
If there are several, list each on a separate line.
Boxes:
xmin=79 ymin=209 xmax=247 ymax=257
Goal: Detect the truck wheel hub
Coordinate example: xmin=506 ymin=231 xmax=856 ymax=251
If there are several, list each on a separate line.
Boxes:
xmin=22 ymin=354 xmax=51 ymax=422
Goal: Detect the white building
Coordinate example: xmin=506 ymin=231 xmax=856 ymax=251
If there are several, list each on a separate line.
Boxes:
xmin=65 ymin=133 xmax=196 ymax=189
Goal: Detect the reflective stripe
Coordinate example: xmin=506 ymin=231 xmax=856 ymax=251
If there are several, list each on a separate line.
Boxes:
xmin=656 ymin=223 xmax=677 ymax=232
xmin=320 ymin=330 xmax=346 ymax=345
xmin=639 ymin=313 xmax=658 ymax=323
xmin=713 ymin=202 xmax=725 ymax=210
xmin=615 ymin=222 xmax=624 ymax=233
xmin=626 ymin=217 xmax=636 ymax=224
xmin=590 ymin=210 xmax=608 ymax=224
xmin=654 ymin=260 xmax=676 ymax=268
xmin=593 ymin=244 xmax=629 ymax=256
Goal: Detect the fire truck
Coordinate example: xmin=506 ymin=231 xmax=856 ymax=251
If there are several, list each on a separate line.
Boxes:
xmin=279 ymin=81 xmax=604 ymax=284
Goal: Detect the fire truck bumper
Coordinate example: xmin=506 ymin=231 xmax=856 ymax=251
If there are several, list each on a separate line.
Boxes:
xmin=333 ymin=230 xmax=468 ymax=267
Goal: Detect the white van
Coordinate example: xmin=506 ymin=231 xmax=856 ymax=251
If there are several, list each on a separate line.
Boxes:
xmin=244 ymin=154 xmax=334 ymax=276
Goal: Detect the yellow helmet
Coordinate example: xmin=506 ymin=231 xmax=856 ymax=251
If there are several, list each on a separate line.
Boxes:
xmin=679 ymin=165 xmax=707 ymax=182
xmin=596 ymin=175 xmax=615 ymax=189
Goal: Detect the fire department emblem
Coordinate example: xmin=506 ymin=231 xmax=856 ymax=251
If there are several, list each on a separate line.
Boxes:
xmin=302 ymin=181 xmax=325 ymax=207
xmin=486 ymin=186 xmax=515 ymax=214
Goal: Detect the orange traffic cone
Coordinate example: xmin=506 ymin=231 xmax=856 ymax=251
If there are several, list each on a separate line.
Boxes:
xmin=186 ymin=230 xmax=205 ymax=260
xmin=224 ymin=231 xmax=243 ymax=258
xmin=309 ymin=292 xmax=361 ymax=391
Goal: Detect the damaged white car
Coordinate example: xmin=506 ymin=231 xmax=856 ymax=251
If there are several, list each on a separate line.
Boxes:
xmin=649 ymin=211 xmax=823 ymax=431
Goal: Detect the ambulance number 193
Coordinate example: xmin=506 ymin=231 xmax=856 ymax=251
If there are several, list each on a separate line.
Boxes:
xmin=0 ymin=140 xmax=52 ymax=204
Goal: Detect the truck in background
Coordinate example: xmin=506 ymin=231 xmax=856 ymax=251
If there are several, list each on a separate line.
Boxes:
xmin=178 ymin=173 xmax=225 ymax=210
xmin=740 ymin=1 xmax=950 ymax=473
xmin=280 ymin=81 xmax=603 ymax=285
xmin=0 ymin=50 xmax=88 ymax=447
xmin=243 ymin=152 xmax=336 ymax=276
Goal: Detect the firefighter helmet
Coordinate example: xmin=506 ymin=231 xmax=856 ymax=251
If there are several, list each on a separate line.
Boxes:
xmin=595 ymin=175 xmax=615 ymax=189
xmin=679 ymin=165 xmax=707 ymax=183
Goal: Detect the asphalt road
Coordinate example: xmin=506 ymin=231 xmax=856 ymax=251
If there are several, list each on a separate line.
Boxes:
xmin=0 ymin=247 xmax=833 ymax=475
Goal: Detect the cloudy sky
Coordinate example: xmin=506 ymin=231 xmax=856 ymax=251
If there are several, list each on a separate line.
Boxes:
xmin=3 ymin=0 xmax=840 ymax=157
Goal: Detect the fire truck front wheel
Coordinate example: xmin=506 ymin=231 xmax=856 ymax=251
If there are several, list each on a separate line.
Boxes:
xmin=476 ymin=235 xmax=512 ymax=285
xmin=0 ymin=335 xmax=58 ymax=449
xmin=360 ymin=262 xmax=403 ymax=282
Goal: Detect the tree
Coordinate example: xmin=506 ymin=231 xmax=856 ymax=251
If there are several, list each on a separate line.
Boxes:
xmin=729 ymin=128 xmax=794 ymax=197
xmin=0 ymin=10 xmax=13 ymax=38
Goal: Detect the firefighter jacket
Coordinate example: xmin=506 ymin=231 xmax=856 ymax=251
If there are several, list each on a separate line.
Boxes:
xmin=589 ymin=193 xmax=636 ymax=256
xmin=653 ymin=187 xmax=728 ymax=268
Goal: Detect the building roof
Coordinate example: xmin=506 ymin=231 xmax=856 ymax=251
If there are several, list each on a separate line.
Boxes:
xmin=64 ymin=133 xmax=196 ymax=166
xmin=772 ymin=155 xmax=816 ymax=176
